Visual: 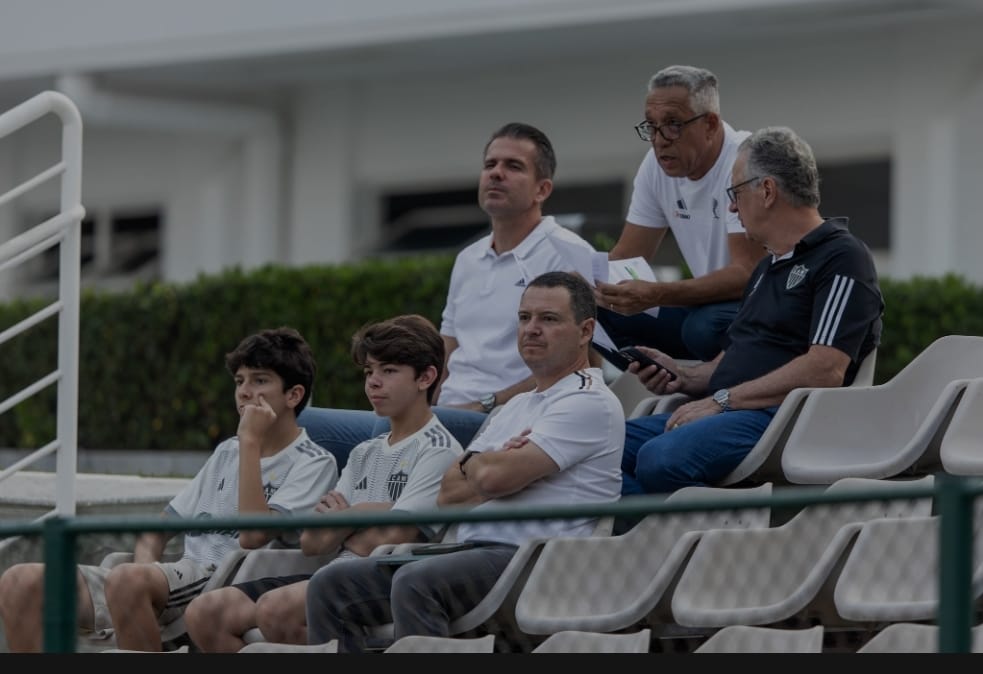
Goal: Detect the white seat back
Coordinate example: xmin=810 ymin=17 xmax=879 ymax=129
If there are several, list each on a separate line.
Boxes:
xmin=514 ymin=483 xmax=772 ymax=635
xmin=531 ymin=629 xmax=651 ymax=653
xmin=940 ymin=377 xmax=983 ymax=475
xmin=782 ymin=336 xmax=983 ymax=484
xmin=384 ymin=634 xmax=495 ymax=653
xmin=670 ymin=476 xmax=934 ymax=629
xmin=695 ymin=625 xmax=824 ymax=653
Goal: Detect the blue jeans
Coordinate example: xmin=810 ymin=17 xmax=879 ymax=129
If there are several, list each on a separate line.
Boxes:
xmin=297 ymin=405 xmax=487 ymax=470
xmin=595 ymin=301 xmax=740 ymax=367
xmin=621 ymin=407 xmax=778 ymax=495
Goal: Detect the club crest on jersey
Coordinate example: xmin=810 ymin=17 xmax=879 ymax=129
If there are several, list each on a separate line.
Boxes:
xmin=786 ymin=264 xmax=809 ymax=290
xmin=387 ymin=471 xmax=408 ymax=501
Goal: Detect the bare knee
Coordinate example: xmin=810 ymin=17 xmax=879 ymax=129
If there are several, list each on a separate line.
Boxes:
xmin=184 ymin=589 xmax=223 ymax=638
xmin=0 ymin=563 xmax=44 ymax=614
xmin=256 ymin=582 xmax=308 ymax=644
xmin=0 ymin=564 xmax=47 ymax=651
xmin=185 ymin=587 xmax=247 ymax=651
xmin=104 ymin=563 xmax=164 ymax=615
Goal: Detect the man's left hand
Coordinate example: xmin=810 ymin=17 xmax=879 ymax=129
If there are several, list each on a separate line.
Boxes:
xmin=665 ymin=397 xmax=722 ymax=431
xmin=594 ymin=279 xmax=660 ymax=315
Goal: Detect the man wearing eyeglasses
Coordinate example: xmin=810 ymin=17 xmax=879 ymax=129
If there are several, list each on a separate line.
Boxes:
xmin=593 ymin=65 xmax=767 ymax=367
xmin=619 ymin=126 xmax=883 ymax=498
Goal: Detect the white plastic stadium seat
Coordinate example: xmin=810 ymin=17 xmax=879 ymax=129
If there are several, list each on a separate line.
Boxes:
xmin=833 ymin=500 xmax=983 ymax=623
xmin=514 ymin=483 xmax=772 ymax=635
xmin=857 ymin=623 xmax=983 ymax=653
xmin=608 ymin=371 xmax=659 ymax=418
xmin=383 ymin=634 xmax=495 ymax=653
xmin=237 ymin=640 xmax=339 ymax=653
xmin=782 ymin=335 xmax=983 ymax=484
xmin=670 ymin=476 xmax=934 ymax=629
xmin=531 ymin=629 xmax=651 ymax=653
xmin=694 ymin=625 xmax=824 ymax=653
xmin=939 ymin=377 xmax=983 ymax=476
xmin=627 ymin=348 xmax=877 ymax=486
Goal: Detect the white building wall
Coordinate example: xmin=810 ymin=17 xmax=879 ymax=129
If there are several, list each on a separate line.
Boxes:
xmin=2 ymin=4 xmax=983 ymax=292
xmin=287 ymin=85 xmax=359 ymax=266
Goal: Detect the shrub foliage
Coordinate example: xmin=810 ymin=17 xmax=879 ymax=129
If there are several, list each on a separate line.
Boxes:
xmin=1 ymin=262 xmax=980 ymax=451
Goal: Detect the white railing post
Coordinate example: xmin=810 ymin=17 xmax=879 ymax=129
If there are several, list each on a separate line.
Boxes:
xmin=0 ymin=91 xmax=84 ymax=518
xmin=53 ymin=93 xmax=84 ymax=517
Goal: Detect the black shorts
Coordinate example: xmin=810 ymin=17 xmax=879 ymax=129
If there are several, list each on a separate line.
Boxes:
xmin=233 ymin=573 xmax=312 ymax=601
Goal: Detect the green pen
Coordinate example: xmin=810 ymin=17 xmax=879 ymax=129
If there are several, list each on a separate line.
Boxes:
xmin=625 ymin=265 xmax=640 ymax=280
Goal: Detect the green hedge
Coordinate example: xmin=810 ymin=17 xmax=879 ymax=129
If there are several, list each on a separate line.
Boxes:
xmin=1 ymin=261 xmax=980 ymax=451
xmin=0 ymin=255 xmax=454 ymax=451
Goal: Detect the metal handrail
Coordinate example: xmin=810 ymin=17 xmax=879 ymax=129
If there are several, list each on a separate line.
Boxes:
xmin=0 ymin=477 xmax=975 ymax=653
xmin=0 ymin=91 xmax=84 ymax=518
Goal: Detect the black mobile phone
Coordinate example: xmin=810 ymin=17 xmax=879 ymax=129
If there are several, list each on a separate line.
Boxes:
xmin=618 ymin=346 xmax=678 ymax=381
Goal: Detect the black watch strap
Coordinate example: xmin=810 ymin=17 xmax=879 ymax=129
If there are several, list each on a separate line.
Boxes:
xmin=459 ymin=450 xmax=479 ymax=475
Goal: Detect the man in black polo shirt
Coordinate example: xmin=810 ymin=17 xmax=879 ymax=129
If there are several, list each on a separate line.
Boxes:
xmin=620 ymin=126 xmax=883 ymax=495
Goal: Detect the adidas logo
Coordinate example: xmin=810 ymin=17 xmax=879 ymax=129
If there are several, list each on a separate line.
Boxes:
xmin=515 ymin=278 xmax=526 ymax=287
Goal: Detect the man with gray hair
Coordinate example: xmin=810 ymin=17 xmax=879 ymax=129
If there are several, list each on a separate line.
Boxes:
xmin=619 ymin=126 xmax=883 ymax=497
xmin=594 ymin=65 xmax=766 ymax=365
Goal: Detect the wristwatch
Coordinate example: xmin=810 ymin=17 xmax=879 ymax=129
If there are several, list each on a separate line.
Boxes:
xmin=459 ymin=450 xmax=479 ymax=475
xmin=479 ymin=392 xmax=497 ymax=413
xmin=712 ymin=388 xmax=731 ymax=412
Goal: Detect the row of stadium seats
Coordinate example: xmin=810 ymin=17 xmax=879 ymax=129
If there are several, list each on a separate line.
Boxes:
xmin=92 ymin=335 xmax=983 ymax=653
xmin=156 ymin=472 xmax=977 ymax=653
xmin=612 ymin=334 xmax=983 ymax=487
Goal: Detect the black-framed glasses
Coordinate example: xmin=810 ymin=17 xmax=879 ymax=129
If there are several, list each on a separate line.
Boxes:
xmin=726 ymin=176 xmax=762 ymax=204
xmin=634 ymin=113 xmax=708 ymax=142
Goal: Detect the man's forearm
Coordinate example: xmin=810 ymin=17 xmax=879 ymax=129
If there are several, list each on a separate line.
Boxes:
xmin=343 ymin=525 xmax=423 ymax=557
xmin=649 ymin=266 xmax=748 ymax=307
xmin=300 ymin=526 xmax=353 ymax=556
xmin=437 ymin=465 xmax=485 ymax=507
xmin=725 ymin=346 xmax=849 ymax=411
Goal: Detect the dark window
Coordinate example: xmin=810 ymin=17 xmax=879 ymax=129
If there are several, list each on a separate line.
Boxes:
xmin=26 ymin=208 xmax=161 ymax=287
xmin=818 ymin=159 xmax=891 ymax=250
xmin=378 ymin=181 xmax=626 ymax=255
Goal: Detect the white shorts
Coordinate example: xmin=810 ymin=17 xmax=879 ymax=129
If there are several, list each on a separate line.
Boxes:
xmin=78 ymin=557 xmax=213 ymax=637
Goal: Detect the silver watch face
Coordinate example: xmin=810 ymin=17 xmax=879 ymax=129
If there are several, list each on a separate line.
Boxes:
xmin=713 ymin=389 xmax=729 ymax=409
xmin=480 ymin=394 xmax=496 ymax=411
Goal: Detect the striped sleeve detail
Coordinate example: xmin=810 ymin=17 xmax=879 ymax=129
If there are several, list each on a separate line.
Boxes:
xmin=424 ymin=424 xmax=453 ymax=449
xmin=813 ymin=274 xmax=855 ymax=345
xmin=295 ymin=438 xmax=332 ymax=458
xmin=572 ymin=370 xmax=594 ymax=390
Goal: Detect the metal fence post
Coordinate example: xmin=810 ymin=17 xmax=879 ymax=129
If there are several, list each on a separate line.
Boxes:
xmin=42 ymin=516 xmax=78 ymax=653
xmin=937 ymin=473 xmax=974 ymax=653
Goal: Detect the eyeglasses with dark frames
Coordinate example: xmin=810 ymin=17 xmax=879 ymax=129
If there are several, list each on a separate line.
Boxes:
xmin=726 ymin=176 xmax=762 ymax=205
xmin=634 ymin=113 xmax=708 ymax=142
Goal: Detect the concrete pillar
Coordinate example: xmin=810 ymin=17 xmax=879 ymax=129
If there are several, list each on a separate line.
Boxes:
xmin=287 ymin=86 xmax=357 ymax=266
xmin=240 ymin=124 xmax=282 ymax=269
xmin=951 ymin=70 xmax=983 ymax=286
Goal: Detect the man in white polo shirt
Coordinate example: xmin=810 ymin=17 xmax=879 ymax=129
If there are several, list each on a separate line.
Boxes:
xmin=298 ymin=122 xmax=595 ymax=465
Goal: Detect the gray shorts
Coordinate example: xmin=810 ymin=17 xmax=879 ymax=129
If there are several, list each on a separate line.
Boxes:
xmin=78 ymin=557 xmax=212 ymax=637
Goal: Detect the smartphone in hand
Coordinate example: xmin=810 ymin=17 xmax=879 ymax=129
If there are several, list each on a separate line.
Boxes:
xmin=618 ymin=346 xmax=678 ymax=381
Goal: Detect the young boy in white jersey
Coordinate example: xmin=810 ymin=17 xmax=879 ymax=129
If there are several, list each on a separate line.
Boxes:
xmin=0 ymin=327 xmax=338 ymax=652
xmin=183 ymin=314 xmax=464 ymax=652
